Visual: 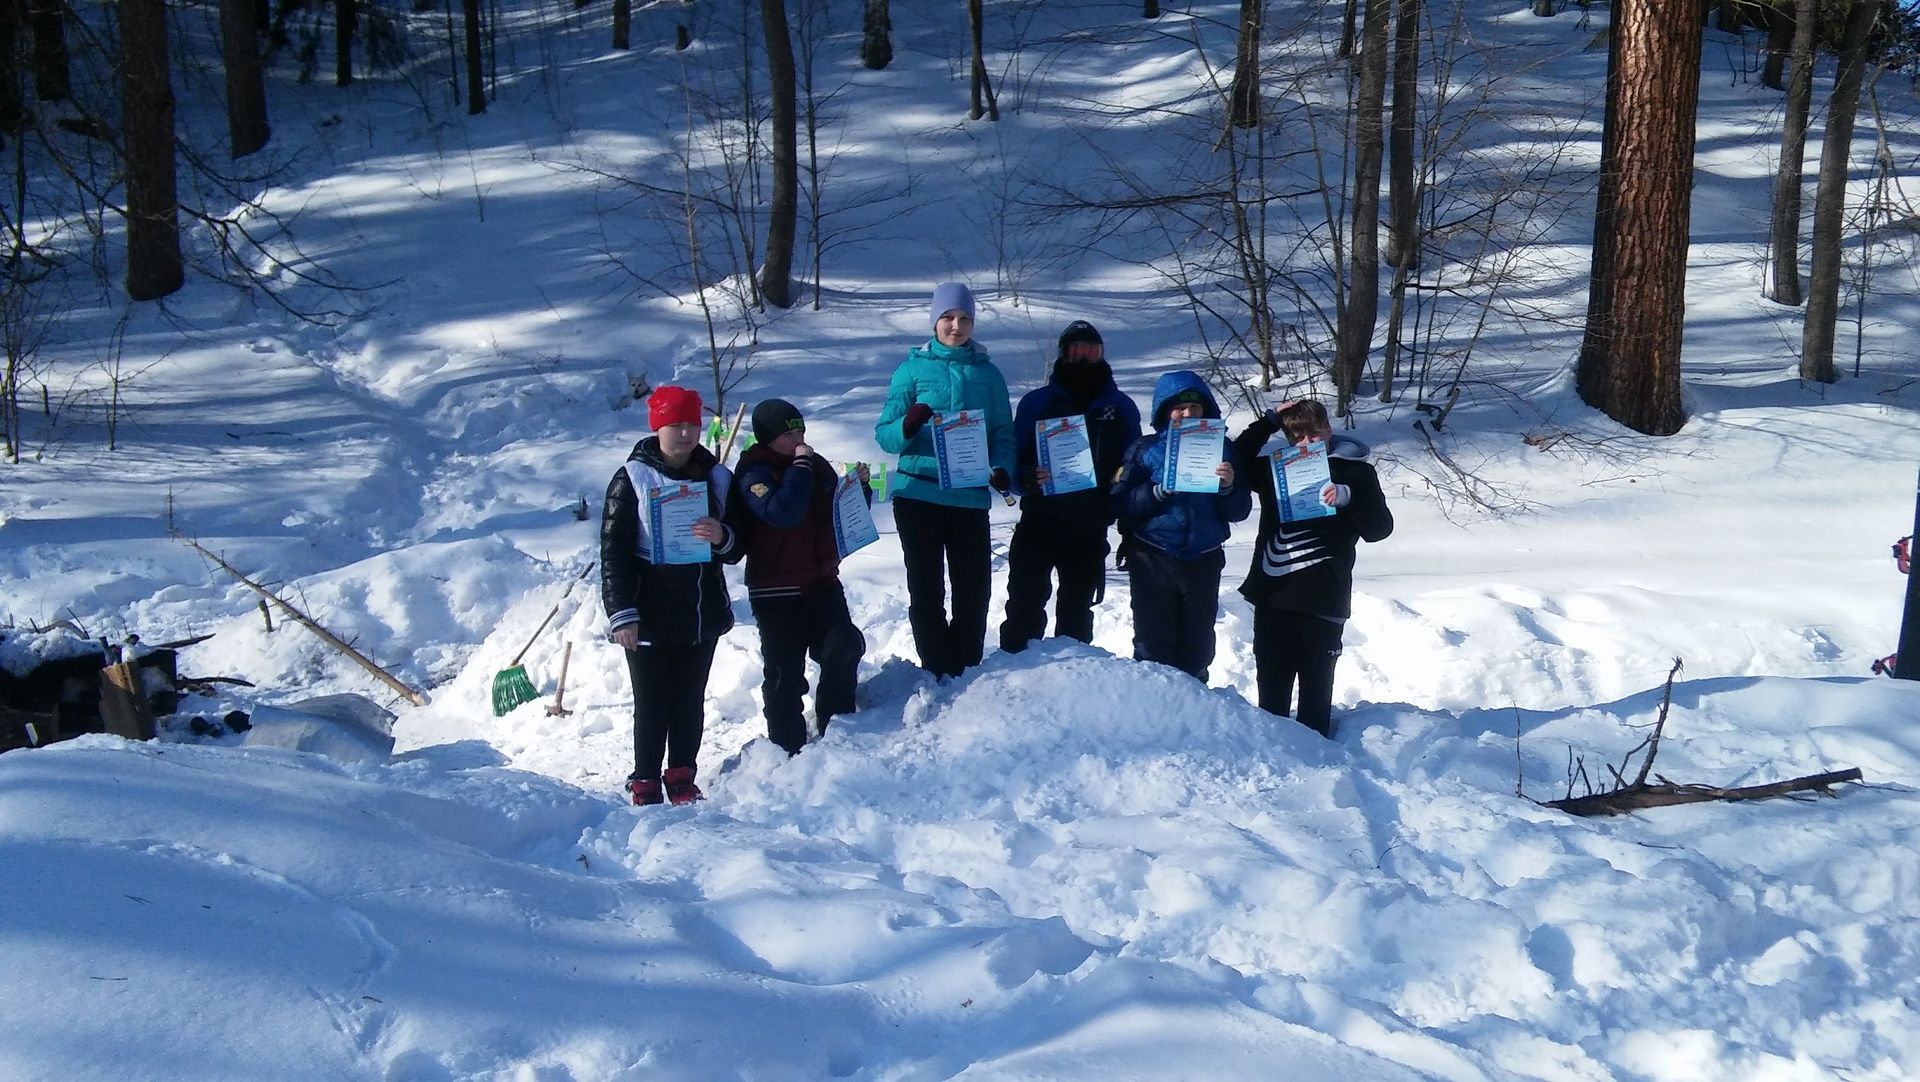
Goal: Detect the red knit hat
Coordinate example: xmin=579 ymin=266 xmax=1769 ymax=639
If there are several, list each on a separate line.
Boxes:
xmin=648 ymin=385 xmax=702 ymax=429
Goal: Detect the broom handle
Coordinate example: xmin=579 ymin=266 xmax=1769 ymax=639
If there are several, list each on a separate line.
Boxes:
xmin=552 ymin=641 xmax=573 ymax=709
xmin=509 ymin=561 xmax=597 ymax=667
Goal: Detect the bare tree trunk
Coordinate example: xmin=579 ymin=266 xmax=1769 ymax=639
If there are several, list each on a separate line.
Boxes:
xmin=1143 ymin=0 xmax=1160 ymax=15
xmin=27 ymin=0 xmax=68 ymax=102
xmin=1801 ymin=0 xmax=1879 ymax=384
xmin=760 ymin=0 xmax=796 ymax=308
xmin=1761 ymin=5 xmax=1790 ymax=90
xmin=463 ymin=0 xmax=486 ymax=115
xmin=1337 ymin=0 xmax=1356 ymax=59
xmin=612 ymin=0 xmax=629 ymax=50
xmin=1228 ymin=0 xmax=1261 ymax=128
xmin=1385 ymin=0 xmax=1419 ymax=269
xmin=1766 ymin=0 xmax=1815 ymax=305
xmin=860 ymin=0 xmax=890 ymax=69
xmin=122 ymin=0 xmax=184 ymax=301
xmin=1575 ymin=0 xmax=1699 ymax=436
xmin=222 ymin=0 xmax=270 ymax=158
xmin=1335 ymin=0 xmax=1389 ymax=416
xmin=966 ymin=0 xmax=996 ymax=121
xmin=334 ymin=0 xmax=353 ymax=86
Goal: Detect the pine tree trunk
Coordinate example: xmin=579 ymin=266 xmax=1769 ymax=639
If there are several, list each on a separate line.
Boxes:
xmin=759 ymin=0 xmax=796 ymax=308
xmin=222 ymin=0 xmax=270 ymax=158
xmin=1336 ymin=0 xmax=1390 ymax=416
xmin=1800 ymin=0 xmax=1879 ymax=384
xmin=27 ymin=0 xmax=69 ymax=102
xmin=1767 ymin=0 xmax=1815 ymax=305
xmin=1228 ymin=0 xmax=1261 ymax=128
xmin=860 ymin=0 xmax=890 ymax=69
xmin=1575 ymin=0 xmax=1700 ymax=436
xmin=122 ymin=0 xmax=184 ymax=301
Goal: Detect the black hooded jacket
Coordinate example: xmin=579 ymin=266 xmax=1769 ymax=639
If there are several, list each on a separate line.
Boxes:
xmin=600 ymin=437 xmax=743 ymax=645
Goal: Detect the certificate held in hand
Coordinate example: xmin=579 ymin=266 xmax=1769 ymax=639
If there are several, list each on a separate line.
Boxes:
xmin=1159 ymin=417 xmax=1226 ymax=493
xmin=832 ymin=472 xmax=880 ymax=558
xmin=637 ymin=480 xmax=712 ymax=564
xmin=932 ymin=409 xmax=992 ymax=489
xmin=1270 ymin=439 xmax=1335 ymax=523
xmin=1035 ymin=415 xmax=1096 ymax=495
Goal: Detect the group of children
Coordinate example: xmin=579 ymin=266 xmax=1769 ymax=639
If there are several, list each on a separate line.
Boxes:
xmin=599 ymin=283 xmax=1393 ymax=806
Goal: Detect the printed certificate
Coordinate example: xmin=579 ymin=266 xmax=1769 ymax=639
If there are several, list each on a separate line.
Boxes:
xmin=932 ymin=409 xmax=992 ymax=489
xmin=1035 ymin=415 xmax=1096 ymax=495
xmin=832 ymin=472 xmax=880 ymax=557
xmin=1159 ymin=416 xmax=1226 ymax=494
xmin=638 ymin=480 xmax=711 ymax=565
xmin=1270 ymin=439 xmax=1335 ymax=522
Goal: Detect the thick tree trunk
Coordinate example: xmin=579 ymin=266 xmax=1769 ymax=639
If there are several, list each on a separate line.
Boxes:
xmin=1228 ymin=0 xmax=1261 ymax=128
xmin=611 ymin=0 xmax=629 ymax=50
xmin=759 ymin=0 xmax=796 ymax=308
xmin=1761 ymin=6 xmax=1790 ymax=90
xmin=1800 ymin=0 xmax=1879 ymax=383
xmin=222 ymin=0 xmax=271 ymax=158
xmin=1335 ymin=0 xmax=1390 ymax=416
xmin=1767 ymin=0 xmax=1815 ymax=305
xmin=28 ymin=0 xmax=69 ymax=102
xmin=0 ymin=0 xmax=22 ymax=134
xmin=1575 ymin=0 xmax=1700 ymax=436
xmin=860 ymin=0 xmax=890 ymax=69
xmin=122 ymin=0 xmax=184 ymax=301
xmin=463 ymin=0 xmax=485 ymax=115
xmin=334 ymin=0 xmax=353 ymax=86
xmin=1385 ymin=0 xmax=1419 ymax=270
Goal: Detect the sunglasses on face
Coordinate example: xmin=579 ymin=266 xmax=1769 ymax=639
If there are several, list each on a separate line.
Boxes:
xmin=1064 ymin=342 xmax=1104 ymax=363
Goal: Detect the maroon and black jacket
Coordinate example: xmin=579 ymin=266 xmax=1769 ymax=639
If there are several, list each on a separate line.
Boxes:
xmin=732 ymin=443 xmax=846 ymax=597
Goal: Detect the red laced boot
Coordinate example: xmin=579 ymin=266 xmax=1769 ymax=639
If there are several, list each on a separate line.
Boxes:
xmin=626 ymin=774 xmax=664 ymax=806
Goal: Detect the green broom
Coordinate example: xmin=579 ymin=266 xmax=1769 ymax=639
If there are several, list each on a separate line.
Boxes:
xmin=492 ymin=563 xmax=594 ymax=716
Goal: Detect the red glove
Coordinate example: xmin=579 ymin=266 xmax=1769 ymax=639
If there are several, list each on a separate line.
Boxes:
xmin=990 ymin=467 xmax=1011 ymax=493
xmin=901 ymin=403 xmax=934 ymax=438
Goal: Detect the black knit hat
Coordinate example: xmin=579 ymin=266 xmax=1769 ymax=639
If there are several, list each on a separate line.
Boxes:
xmin=1057 ymin=320 xmax=1104 ymax=359
xmin=752 ymin=398 xmax=805 ymax=444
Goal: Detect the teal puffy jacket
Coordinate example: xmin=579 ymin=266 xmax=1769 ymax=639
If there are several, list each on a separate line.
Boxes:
xmin=873 ymin=338 xmax=1016 ymax=509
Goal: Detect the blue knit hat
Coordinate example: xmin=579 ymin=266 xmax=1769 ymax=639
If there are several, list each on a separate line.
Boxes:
xmin=928 ymin=282 xmax=976 ymax=327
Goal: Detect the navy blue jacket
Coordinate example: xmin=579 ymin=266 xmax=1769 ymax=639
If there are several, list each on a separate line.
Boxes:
xmin=733 ymin=443 xmax=845 ymax=596
xmin=1011 ymin=362 xmax=1142 ymax=530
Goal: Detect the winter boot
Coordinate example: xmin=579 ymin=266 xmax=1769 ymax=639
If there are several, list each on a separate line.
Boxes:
xmin=626 ymin=774 xmax=664 ymax=806
xmin=663 ymin=765 xmax=703 ymax=806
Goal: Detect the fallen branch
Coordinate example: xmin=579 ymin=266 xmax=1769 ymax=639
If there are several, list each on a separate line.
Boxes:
xmin=172 ymin=530 xmax=429 ymax=707
xmin=1545 ymin=769 xmax=1864 ymax=817
xmin=1542 ymin=657 xmax=1863 ymax=817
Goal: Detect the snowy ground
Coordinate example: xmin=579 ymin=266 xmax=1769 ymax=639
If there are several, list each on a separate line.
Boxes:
xmin=4 ymin=2 xmax=1920 ymax=1079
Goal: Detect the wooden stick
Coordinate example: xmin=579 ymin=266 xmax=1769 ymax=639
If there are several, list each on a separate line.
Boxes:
xmin=717 ymin=401 xmax=749 ymax=464
xmin=173 ymin=530 xmax=429 ymax=707
xmin=1546 ymin=768 xmax=1864 ymax=817
xmin=546 ymin=641 xmax=574 ymax=717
